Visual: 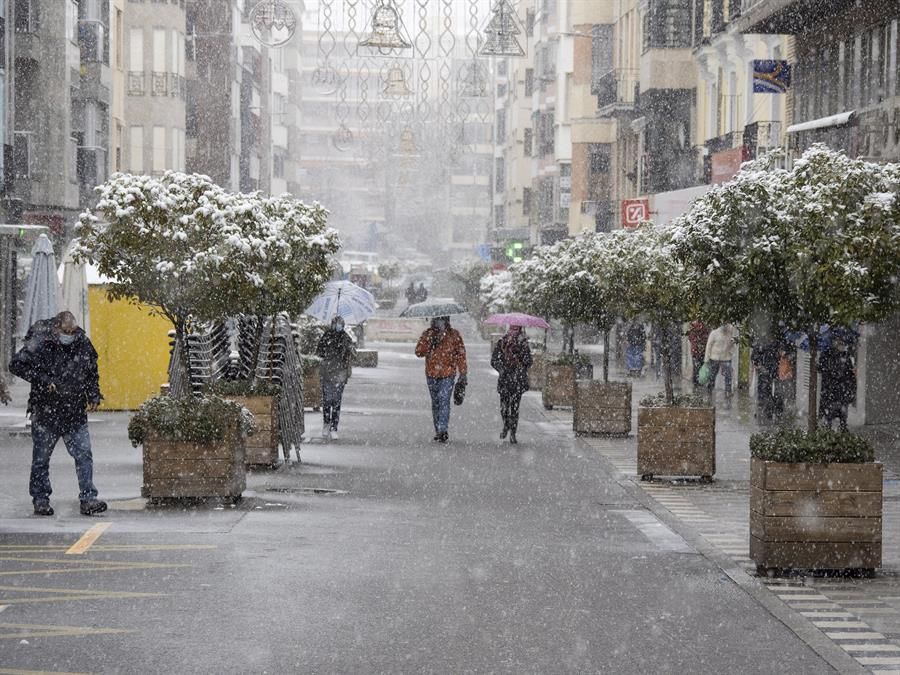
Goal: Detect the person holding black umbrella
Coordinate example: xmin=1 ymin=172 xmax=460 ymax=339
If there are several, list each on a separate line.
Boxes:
xmin=415 ymin=315 xmax=467 ymax=443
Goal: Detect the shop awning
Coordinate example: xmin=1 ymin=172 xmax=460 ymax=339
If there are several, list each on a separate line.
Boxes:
xmin=786 ymin=110 xmax=856 ymax=134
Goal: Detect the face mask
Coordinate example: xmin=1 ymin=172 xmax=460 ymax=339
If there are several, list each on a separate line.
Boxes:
xmin=58 ymin=333 xmax=76 ymax=346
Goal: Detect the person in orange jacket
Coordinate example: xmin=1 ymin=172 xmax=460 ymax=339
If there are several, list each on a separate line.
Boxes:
xmin=415 ymin=316 xmax=467 ymax=443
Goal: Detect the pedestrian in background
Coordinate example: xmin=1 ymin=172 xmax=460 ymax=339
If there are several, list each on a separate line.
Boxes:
xmin=687 ymin=320 xmax=710 ymax=386
xmin=0 ymin=378 xmax=10 ymax=405
xmin=491 ymin=325 xmax=532 ymax=444
xmin=316 ymin=315 xmax=355 ymax=441
xmin=705 ymin=323 xmax=735 ymax=406
xmin=9 ymin=311 xmax=106 ymax=517
xmin=819 ymin=336 xmax=856 ymax=432
xmin=751 ymin=336 xmax=780 ymax=423
xmin=415 ymin=316 xmax=467 ymax=443
xmin=624 ymin=320 xmax=646 ymax=377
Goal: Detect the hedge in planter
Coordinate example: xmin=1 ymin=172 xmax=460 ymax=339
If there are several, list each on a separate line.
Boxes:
xmin=130 ymin=395 xmax=256 ymax=500
xmin=637 ymin=393 xmax=714 ymax=481
xmin=749 ymin=429 xmax=881 ymax=575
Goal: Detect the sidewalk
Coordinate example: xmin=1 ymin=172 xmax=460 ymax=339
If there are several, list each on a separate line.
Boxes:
xmin=530 ymin=351 xmax=900 ymax=674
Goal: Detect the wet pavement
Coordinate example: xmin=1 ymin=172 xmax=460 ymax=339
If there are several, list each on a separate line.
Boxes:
xmin=0 ymin=322 xmax=856 ymax=673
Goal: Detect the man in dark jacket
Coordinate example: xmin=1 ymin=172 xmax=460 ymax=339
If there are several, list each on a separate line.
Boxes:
xmin=9 ymin=311 xmax=107 ymax=516
xmin=315 ymin=316 xmax=355 ymax=441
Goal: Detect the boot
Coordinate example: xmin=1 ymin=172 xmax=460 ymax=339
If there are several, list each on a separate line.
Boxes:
xmin=80 ymin=499 xmax=108 ymax=516
xmin=500 ymin=421 xmax=509 ymax=439
xmin=33 ymin=500 xmax=54 ymax=516
xmin=509 ymin=430 xmax=517 ymax=444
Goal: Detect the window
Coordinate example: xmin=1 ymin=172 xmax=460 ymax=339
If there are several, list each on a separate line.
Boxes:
xmin=153 ymin=28 xmax=166 ymax=71
xmin=152 ymin=126 xmax=165 ymax=173
xmin=273 ymin=153 xmax=285 ymax=178
xmin=496 ymin=110 xmax=506 ymax=141
xmin=523 ymin=128 xmax=533 ymax=156
xmin=129 ymin=28 xmax=143 ymax=71
xmin=644 ymin=0 xmax=692 ymax=51
xmin=14 ymin=0 xmax=35 ymax=33
xmin=494 ymin=205 xmax=505 ymax=228
xmin=524 ymin=68 xmax=534 ymax=97
xmin=522 ymin=187 xmax=531 ymax=215
xmin=494 ymin=157 xmax=505 ymax=192
xmin=129 ymin=126 xmax=143 ymax=172
xmin=525 ymin=9 xmax=535 ymax=37
xmin=591 ymin=25 xmax=613 ymax=94
xmin=67 ymin=0 xmax=78 ymax=44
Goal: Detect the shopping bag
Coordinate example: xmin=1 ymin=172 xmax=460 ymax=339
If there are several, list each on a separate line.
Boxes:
xmin=697 ymin=362 xmax=712 ymax=386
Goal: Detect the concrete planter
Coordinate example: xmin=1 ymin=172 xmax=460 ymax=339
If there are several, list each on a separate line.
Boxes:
xmin=226 ymin=395 xmax=279 ymax=467
xmin=543 ymin=364 xmax=576 ymax=410
xmin=141 ymin=426 xmax=246 ymax=501
xmin=574 ymin=381 xmax=632 ymax=436
xmin=637 ymin=406 xmax=715 ymax=481
xmin=750 ymin=458 xmax=882 ymax=575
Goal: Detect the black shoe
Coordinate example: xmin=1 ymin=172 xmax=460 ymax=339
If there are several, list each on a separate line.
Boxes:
xmin=433 ymin=433 xmax=440 ymax=441
xmin=500 ymin=425 xmax=509 ymax=440
xmin=80 ymin=499 xmax=108 ymax=516
xmin=33 ymin=501 xmax=54 ymax=516
xmin=509 ymin=431 xmax=517 ymax=444
xmin=437 ymin=432 xmax=449 ymax=443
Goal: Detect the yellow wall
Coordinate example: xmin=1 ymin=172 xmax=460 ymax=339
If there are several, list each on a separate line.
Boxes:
xmin=88 ymin=286 xmax=172 ymax=410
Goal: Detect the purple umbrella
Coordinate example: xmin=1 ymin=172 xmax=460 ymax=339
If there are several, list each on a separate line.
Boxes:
xmin=484 ymin=313 xmax=550 ymax=329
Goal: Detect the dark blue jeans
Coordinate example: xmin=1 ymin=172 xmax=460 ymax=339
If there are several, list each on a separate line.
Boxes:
xmin=426 ymin=376 xmax=455 ymax=434
xmin=30 ymin=420 xmax=98 ymax=503
xmin=321 ymin=379 xmax=347 ymax=430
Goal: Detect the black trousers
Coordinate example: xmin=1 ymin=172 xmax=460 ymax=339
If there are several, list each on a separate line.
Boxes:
xmin=500 ymin=390 xmax=524 ymax=432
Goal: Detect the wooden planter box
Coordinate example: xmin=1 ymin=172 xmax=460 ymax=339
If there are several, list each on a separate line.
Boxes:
xmin=529 ymin=353 xmax=547 ymax=391
xmin=142 ymin=427 xmax=246 ymax=500
xmin=353 ymin=349 xmax=379 ymax=367
xmin=574 ymin=381 xmax=632 ymax=436
xmin=227 ymin=395 xmax=279 ymax=467
xmin=637 ymin=406 xmax=715 ymax=481
xmin=543 ymin=364 xmax=576 ymax=410
xmin=750 ymin=458 xmax=883 ymax=574
xmin=303 ymin=367 xmax=322 ymax=410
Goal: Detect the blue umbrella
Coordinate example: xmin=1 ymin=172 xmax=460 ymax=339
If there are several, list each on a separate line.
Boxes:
xmin=305 ymin=280 xmax=376 ymax=325
xmin=20 ymin=234 xmax=60 ymax=336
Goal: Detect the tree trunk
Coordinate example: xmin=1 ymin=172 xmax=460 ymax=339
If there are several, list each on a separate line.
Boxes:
xmin=662 ymin=337 xmax=674 ymax=406
xmin=170 ymin=318 xmax=191 ymax=398
xmin=807 ymin=328 xmax=819 ymax=433
xmin=602 ymin=329 xmax=610 ymax=384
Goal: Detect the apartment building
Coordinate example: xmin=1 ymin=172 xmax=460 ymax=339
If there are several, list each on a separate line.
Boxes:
xmin=124 ymin=0 xmax=186 ymax=176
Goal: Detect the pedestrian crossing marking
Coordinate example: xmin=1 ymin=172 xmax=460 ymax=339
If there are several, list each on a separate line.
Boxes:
xmin=0 ymin=623 xmax=134 ymax=640
xmin=844 ymin=645 xmax=900 ymax=652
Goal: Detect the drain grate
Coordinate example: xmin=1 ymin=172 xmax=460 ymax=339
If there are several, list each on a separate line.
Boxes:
xmin=263 ymin=487 xmax=348 ymax=495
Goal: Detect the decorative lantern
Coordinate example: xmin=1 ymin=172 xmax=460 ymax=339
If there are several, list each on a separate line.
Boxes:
xmin=479 ymin=0 xmax=525 ymax=57
xmin=359 ymin=0 xmax=412 ymax=51
xmin=332 ymin=124 xmax=354 ymax=152
xmin=399 ymin=126 xmax=418 ymax=155
xmin=384 ymin=66 xmax=414 ymax=97
xmin=249 ymin=0 xmax=298 ymax=47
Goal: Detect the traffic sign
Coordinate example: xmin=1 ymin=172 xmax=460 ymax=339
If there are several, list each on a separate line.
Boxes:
xmin=621 ymin=198 xmax=650 ymax=229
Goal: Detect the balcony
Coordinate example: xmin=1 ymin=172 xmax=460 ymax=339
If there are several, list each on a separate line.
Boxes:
xmin=127 ymin=71 xmax=145 ymax=96
xmin=735 ymin=0 xmax=855 ymax=34
xmin=593 ymin=69 xmax=640 ymax=117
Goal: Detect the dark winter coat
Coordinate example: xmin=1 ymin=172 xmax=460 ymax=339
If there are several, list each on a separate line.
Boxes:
xmin=316 ymin=329 xmax=355 ymax=384
xmin=9 ymin=321 xmax=102 ymax=435
xmin=491 ymin=334 xmax=533 ymax=397
xmin=751 ymin=339 xmax=780 ymax=379
xmin=819 ymin=348 xmax=856 ymax=413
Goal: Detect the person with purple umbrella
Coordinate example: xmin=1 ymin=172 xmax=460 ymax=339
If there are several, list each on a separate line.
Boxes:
xmin=490 ymin=325 xmax=533 ymax=444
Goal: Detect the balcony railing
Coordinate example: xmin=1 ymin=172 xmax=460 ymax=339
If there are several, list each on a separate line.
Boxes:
xmin=594 ymin=69 xmax=640 ymax=115
xmin=127 ymin=71 xmax=145 ymax=96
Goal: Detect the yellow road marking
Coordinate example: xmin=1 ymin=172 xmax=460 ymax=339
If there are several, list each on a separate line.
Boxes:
xmin=0 ymin=669 xmax=89 ymax=675
xmin=0 ymin=564 xmax=190 ymax=577
xmin=65 ymin=523 xmax=111 ymax=555
xmin=0 ymin=544 xmax=216 ymax=552
xmin=0 ymin=622 xmax=134 ymax=640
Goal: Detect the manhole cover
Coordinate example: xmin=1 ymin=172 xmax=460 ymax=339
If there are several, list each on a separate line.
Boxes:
xmin=264 ymin=487 xmax=348 ymax=495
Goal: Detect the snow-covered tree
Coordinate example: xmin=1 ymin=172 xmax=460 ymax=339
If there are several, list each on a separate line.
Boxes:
xmin=604 ymin=226 xmax=693 ymax=402
xmin=75 ymin=172 xmax=340 ymax=395
xmin=671 ymin=145 xmax=900 ymax=429
xmin=479 ymin=270 xmax=514 ymax=314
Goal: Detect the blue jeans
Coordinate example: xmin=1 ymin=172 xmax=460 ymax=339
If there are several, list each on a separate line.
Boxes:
xmin=30 ymin=421 xmax=98 ymax=503
xmin=426 ymin=376 xmax=455 ymax=434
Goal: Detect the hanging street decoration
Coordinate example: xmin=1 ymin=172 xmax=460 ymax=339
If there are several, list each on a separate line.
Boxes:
xmin=459 ymin=58 xmax=488 ymax=98
xmin=359 ymin=0 xmax=412 ymax=52
xmin=384 ymin=65 xmax=414 ymax=97
xmin=479 ymin=0 xmax=525 ymax=57
xmin=249 ymin=0 xmax=298 ymax=47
